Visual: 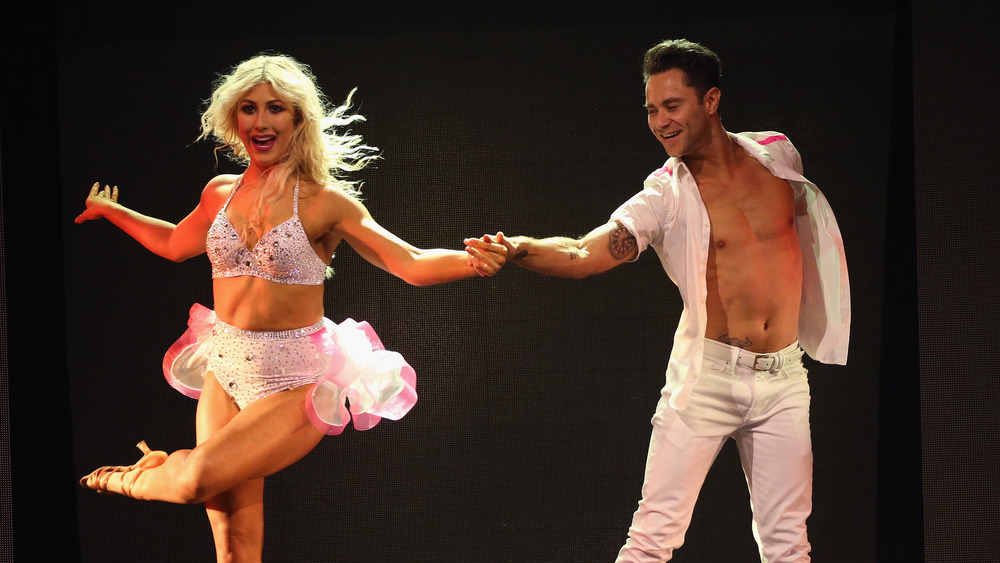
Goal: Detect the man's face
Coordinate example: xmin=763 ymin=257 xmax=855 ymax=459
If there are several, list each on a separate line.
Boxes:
xmin=644 ymin=68 xmax=715 ymax=158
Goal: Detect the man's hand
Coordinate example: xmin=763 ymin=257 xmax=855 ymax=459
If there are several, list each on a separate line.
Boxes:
xmin=464 ymin=232 xmax=509 ymax=276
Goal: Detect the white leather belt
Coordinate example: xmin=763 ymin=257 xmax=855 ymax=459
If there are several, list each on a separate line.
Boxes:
xmin=734 ymin=349 xmax=785 ymax=372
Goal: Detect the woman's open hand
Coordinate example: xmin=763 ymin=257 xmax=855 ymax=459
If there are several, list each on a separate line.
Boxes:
xmin=75 ymin=182 xmax=120 ymax=223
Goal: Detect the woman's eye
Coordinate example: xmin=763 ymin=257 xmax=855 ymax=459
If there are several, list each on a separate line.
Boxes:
xmin=240 ymin=105 xmax=256 ymax=114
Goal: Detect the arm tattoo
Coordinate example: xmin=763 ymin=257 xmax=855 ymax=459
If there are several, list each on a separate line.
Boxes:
xmin=512 ymin=249 xmax=529 ymax=262
xmin=609 ymin=221 xmax=637 ymax=260
xmin=561 ymin=241 xmax=583 ymax=260
xmin=718 ymin=334 xmax=753 ymax=349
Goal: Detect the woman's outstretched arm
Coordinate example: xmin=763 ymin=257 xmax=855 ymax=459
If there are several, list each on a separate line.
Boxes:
xmin=74 ymin=176 xmax=231 ymax=262
xmin=330 ymin=189 xmax=507 ymax=285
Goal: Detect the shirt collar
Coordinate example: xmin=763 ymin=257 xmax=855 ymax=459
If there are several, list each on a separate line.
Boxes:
xmin=728 ymin=131 xmax=809 ymax=184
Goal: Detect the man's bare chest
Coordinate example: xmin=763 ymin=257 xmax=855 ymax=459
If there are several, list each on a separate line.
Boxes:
xmin=697 ymin=171 xmax=796 ymax=245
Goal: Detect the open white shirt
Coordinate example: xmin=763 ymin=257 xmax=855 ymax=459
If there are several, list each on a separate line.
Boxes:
xmin=611 ymin=131 xmax=850 ymax=410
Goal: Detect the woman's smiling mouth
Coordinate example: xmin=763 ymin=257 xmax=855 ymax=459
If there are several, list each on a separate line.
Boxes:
xmin=252 ymin=135 xmax=277 ymax=150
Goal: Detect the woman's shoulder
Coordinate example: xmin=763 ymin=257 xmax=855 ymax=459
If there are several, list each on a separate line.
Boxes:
xmin=204 ymin=174 xmax=241 ymax=193
xmin=301 ymin=181 xmax=363 ymax=207
xmin=299 ymin=178 xmax=357 ymax=197
xmin=199 ymin=174 xmax=241 ymax=204
xmin=298 ymin=181 xmax=367 ymax=228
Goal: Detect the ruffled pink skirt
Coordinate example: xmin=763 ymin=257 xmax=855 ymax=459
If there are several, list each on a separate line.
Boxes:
xmin=162 ymin=303 xmax=417 ymax=435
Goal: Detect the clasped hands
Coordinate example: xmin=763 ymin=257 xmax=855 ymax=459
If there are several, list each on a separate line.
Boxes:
xmin=464 ymin=232 xmax=513 ymax=277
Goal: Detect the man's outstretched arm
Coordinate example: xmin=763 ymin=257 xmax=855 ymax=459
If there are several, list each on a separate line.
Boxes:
xmin=466 ymin=220 xmax=638 ymax=280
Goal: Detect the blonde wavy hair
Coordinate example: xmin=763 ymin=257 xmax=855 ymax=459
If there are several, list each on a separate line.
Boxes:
xmin=198 ymin=53 xmax=378 ymax=241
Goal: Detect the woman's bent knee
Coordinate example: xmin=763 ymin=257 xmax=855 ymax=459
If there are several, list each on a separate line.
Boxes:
xmin=174 ymin=452 xmax=222 ymax=504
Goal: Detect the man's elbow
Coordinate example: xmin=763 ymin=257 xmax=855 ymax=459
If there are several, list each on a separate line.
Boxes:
xmin=566 ymin=267 xmax=595 ymax=280
xmin=572 ymin=255 xmax=624 ymax=280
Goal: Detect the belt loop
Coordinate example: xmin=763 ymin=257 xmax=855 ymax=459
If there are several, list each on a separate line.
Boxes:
xmin=773 ymin=353 xmax=785 ymax=375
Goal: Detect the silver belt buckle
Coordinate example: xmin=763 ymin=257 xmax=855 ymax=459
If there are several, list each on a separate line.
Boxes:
xmin=752 ymin=354 xmax=773 ymax=371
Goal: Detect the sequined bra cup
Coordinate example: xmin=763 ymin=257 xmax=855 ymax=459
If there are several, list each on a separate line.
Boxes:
xmin=206 ymin=177 xmax=327 ymax=285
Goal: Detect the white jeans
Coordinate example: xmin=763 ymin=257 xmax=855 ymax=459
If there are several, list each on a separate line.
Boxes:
xmin=616 ymin=339 xmax=813 ymax=563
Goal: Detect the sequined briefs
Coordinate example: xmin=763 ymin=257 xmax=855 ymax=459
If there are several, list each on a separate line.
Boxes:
xmin=163 ymin=303 xmax=419 ymax=435
xmin=207 ymin=317 xmax=329 ymax=409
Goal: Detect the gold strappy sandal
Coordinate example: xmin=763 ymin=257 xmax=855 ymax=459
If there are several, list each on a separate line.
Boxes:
xmin=80 ymin=441 xmax=167 ymax=497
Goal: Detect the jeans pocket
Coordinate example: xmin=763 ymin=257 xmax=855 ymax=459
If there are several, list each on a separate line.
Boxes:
xmin=780 ymin=363 xmax=809 ymax=379
xmin=705 ymin=358 xmax=729 ymax=373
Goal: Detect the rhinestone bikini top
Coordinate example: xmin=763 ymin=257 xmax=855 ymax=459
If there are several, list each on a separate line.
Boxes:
xmin=206 ymin=177 xmax=328 ymax=285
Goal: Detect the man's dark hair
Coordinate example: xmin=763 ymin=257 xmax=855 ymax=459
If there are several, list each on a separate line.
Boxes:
xmin=642 ymin=39 xmax=722 ymax=102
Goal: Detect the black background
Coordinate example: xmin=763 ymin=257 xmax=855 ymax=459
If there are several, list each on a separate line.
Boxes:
xmin=1 ymin=1 xmax=996 ymax=562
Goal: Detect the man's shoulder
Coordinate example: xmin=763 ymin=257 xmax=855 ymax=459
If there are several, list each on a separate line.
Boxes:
xmin=735 ymin=130 xmax=794 ymax=148
xmin=734 ymin=131 xmax=804 ymax=175
xmin=646 ymin=159 xmax=677 ymax=180
xmin=645 ymin=155 xmax=692 ymax=187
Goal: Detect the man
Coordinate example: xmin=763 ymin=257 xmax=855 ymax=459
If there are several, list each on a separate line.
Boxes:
xmin=467 ymin=39 xmax=849 ymax=561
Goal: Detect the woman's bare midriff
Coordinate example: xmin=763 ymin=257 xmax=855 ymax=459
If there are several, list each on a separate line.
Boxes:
xmin=212 ymin=277 xmax=326 ymax=331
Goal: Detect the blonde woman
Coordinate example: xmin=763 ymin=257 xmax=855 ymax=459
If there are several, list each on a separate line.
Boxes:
xmin=77 ymin=53 xmax=506 ymax=562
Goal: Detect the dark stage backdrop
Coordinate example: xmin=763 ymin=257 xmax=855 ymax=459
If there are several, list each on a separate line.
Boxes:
xmin=913 ymin=1 xmax=1000 ymax=561
xmin=57 ymin=9 xmax=893 ymax=563
xmin=0 ymin=144 xmax=12 ymax=561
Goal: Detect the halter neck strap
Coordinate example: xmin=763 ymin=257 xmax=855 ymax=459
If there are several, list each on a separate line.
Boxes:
xmin=220 ymin=175 xmax=243 ymax=212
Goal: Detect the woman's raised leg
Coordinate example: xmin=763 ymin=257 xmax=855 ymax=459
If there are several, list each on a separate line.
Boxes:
xmin=81 ymin=375 xmax=325 ymax=504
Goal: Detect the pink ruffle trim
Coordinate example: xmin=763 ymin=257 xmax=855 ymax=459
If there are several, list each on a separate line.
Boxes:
xmin=162 ymin=303 xmax=417 ymax=435
xmin=161 ymin=303 xmax=217 ymax=399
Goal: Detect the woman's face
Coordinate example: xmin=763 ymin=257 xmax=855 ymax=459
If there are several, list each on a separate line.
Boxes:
xmin=236 ymin=82 xmax=296 ymax=170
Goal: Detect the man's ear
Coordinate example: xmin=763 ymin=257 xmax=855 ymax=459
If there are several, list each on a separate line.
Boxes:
xmin=703 ymin=87 xmax=721 ymax=116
